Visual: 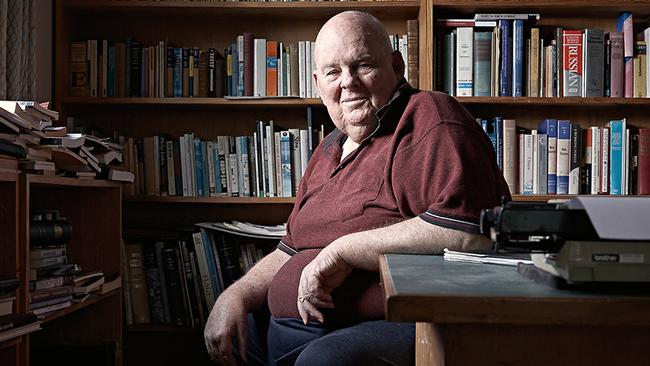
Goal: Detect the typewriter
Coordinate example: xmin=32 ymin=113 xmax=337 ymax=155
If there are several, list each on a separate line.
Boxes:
xmin=480 ymin=197 xmax=650 ymax=283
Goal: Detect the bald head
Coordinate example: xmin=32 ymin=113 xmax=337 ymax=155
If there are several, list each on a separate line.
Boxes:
xmin=314 ymin=11 xmax=394 ymax=66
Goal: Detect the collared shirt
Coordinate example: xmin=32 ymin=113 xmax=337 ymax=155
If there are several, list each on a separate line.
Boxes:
xmin=268 ymin=85 xmax=511 ymax=322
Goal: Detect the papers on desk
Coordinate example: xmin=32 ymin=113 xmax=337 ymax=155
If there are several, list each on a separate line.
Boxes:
xmin=443 ymin=248 xmax=533 ymax=266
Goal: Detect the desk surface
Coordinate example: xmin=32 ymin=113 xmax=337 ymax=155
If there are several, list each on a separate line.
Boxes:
xmin=380 ymin=254 xmax=650 ymax=326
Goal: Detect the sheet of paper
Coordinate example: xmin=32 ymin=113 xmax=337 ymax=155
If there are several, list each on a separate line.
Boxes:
xmin=573 ymin=197 xmax=650 ymax=240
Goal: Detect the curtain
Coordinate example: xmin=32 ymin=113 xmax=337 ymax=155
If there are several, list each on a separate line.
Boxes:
xmin=0 ymin=0 xmax=36 ymax=100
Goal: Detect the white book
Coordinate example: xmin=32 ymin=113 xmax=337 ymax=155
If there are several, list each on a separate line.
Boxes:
xmin=523 ymin=133 xmax=534 ymax=195
xmin=310 ymin=41 xmax=318 ymax=98
xmin=266 ymin=123 xmax=276 ymax=197
xmin=305 ymin=41 xmax=312 ymax=99
xmin=298 ymin=41 xmax=306 ymax=98
xmin=253 ymin=39 xmax=267 ymax=97
xmin=400 ymin=35 xmax=408 ymax=82
xmin=455 ymin=27 xmax=474 ymax=96
xmin=166 ymin=140 xmax=176 ymax=196
xmin=590 ymin=126 xmax=601 ymax=194
xmin=493 ymin=26 xmax=500 ymax=97
xmin=518 ymin=133 xmax=524 ymax=194
xmin=502 ymin=119 xmax=517 ymax=194
xmin=646 ymin=27 xmax=650 ymax=97
xmin=601 ymin=127 xmax=609 ymax=194
xmin=186 ymin=133 xmax=196 ymax=197
xmin=532 ymin=130 xmax=539 ymax=194
xmin=300 ymin=129 xmax=309 ymax=177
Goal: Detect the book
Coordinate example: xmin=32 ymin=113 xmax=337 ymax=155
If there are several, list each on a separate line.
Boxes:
xmin=608 ymin=32 xmax=625 ymax=97
xmin=125 ymin=243 xmax=150 ymax=324
xmin=583 ymin=28 xmax=604 ymax=97
xmin=562 ymin=30 xmax=582 ymax=97
xmin=568 ymin=124 xmax=582 ymax=194
xmin=639 ymin=129 xmax=650 ymax=195
xmin=556 ymin=120 xmax=571 ymax=194
xmin=538 ymin=119 xmax=557 ymax=194
xmin=455 ymin=27 xmax=473 ymax=96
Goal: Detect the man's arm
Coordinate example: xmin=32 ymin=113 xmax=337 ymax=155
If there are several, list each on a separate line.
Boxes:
xmin=332 ymin=216 xmax=490 ymax=271
xmin=205 ymin=249 xmax=290 ymax=365
xmin=296 ymin=217 xmax=490 ymax=323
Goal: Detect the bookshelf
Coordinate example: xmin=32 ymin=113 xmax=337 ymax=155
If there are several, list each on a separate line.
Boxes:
xmin=432 ymin=0 xmax=650 ymax=197
xmin=20 ymin=175 xmax=122 ymax=366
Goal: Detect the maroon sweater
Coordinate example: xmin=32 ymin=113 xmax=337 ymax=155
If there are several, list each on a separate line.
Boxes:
xmin=267 ymin=87 xmax=511 ymax=323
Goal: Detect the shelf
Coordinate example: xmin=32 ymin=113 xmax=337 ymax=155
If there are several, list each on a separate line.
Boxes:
xmin=25 ymin=174 xmax=121 ymax=188
xmin=60 ymin=0 xmax=421 ymax=19
xmin=124 ymin=195 xmax=295 ymax=204
xmin=432 ymin=0 xmax=650 ymax=17
xmin=60 ymin=97 xmax=323 ymax=107
xmin=0 ymin=171 xmax=18 ymax=182
xmin=39 ymin=289 xmax=121 ymax=325
xmin=512 ymin=194 xmax=575 ymax=202
xmin=455 ymin=97 xmax=650 ymax=107
xmin=127 ymin=324 xmax=201 ymax=334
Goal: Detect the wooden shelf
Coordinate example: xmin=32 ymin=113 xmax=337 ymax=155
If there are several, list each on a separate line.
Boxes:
xmin=59 ymin=0 xmax=421 ymax=19
xmin=126 ymin=324 xmax=201 ymax=334
xmin=25 ymin=174 xmax=121 ymax=188
xmin=124 ymin=195 xmax=295 ymax=204
xmin=0 ymin=171 xmax=18 ymax=182
xmin=60 ymin=97 xmax=323 ymax=107
xmin=512 ymin=194 xmax=575 ymax=202
xmin=455 ymin=96 xmax=650 ymax=106
xmin=39 ymin=289 xmax=121 ymax=325
xmin=432 ymin=0 xmax=650 ymax=17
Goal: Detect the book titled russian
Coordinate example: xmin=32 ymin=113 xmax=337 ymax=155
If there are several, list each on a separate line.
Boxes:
xmin=455 ymin=27 xmax=474 ymax=96
xmin=562 ymin=30 xmax=583 ymax=97
xmin=556 ymin=120 xmax=571 ymax=194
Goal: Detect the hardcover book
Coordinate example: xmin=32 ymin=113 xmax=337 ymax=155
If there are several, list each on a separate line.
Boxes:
xmin=608 ymin=32 xmax=624 ymax=97
xmin=562 ymin=30 xmax=583 ymax=97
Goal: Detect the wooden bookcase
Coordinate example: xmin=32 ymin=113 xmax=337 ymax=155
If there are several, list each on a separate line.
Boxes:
xmin=0 ymin=174 xmax=122 ymax=366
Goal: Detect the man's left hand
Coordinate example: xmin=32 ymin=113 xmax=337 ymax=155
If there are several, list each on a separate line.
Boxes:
xmin=297 ymin=243 xmax=353 ymax=324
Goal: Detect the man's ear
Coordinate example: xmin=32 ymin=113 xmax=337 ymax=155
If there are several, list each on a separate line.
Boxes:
xmin=391 ymin=50 xmax=405 ymax=80
xmin=312 ymin=71 xmax=320 ymax=96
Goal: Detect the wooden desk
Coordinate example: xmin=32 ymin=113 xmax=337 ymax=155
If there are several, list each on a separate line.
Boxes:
xmin=379 ymin=254 xmax=650 ymax=366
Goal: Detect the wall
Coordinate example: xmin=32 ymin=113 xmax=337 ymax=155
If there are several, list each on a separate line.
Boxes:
xmin=34 ymin=0 xmax=52 ymax=103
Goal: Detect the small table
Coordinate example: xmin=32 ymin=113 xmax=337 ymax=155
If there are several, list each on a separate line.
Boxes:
xmin=379 ymin=254 xmax=650 ymax=366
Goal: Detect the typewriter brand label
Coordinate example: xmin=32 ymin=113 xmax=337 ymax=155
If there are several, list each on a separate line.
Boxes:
xmin=592 ymin=254 xmax=619 ymax=262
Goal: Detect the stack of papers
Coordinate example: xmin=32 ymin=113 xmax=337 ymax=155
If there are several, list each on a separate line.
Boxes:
xmin=196 ymin=221 xmax=286 ymax=239
xmin=443 ymin=248 xmax=533 ymax=266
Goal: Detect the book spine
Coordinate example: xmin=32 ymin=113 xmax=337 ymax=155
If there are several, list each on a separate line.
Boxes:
xmin=266 ymin=40 xmax=278 ymax=97
xmin=289 ymin=128 xmax=302 ymax=196
xmin=633 ymin=41 xmax=646 ymax=98
xmin=455 ymin=27 xmax=473 ymax=96
xmin=538 ymin=133 xmax=548 ymax=195
xmin=280 ymin=131 xmax=292 ymax=197
xmin=590 ymin=127 xmax=601 ymax=194
xmin=473 ymin=31 xmax=492 ymax=97
xmin=562 ymin=30 xmax=583 ymax=97
xmin=154 ymin=241 xmax=171 ymax=323
xmin=600 ymin=127 xmax=610 ymax=194
xmin=244 ymin=33 xmax=254 ymax=96
xmin=161 ymin=247 xmax=186 ymax=326
xmin=583 ymin=128 xmax=593 ymax=194
xmin=126 ymin=244 xmax=151 ymax=324
xmin=609 ymin=120 xmax=624 ymax=194
xmin=407 ymin=19 xmax=419 ymax=88
xmin=499 ymin=20 xmax=512 ymax=96
xmin=142 ymin=244 xmax=165 ymax=323
xmin=638 ymin=128 xmax=650 ymax=194
xmin=609 ymin=32 xmax=624 ymax=97
xmin=502 ymin=119 xmax=517 ymax=194
xmin=523 ymin=133 xmax=533 ymax=195
xmin=254 ymin=39 xmax=267 ymax=97
xmin=529 ymin=28 xmax=540 ymax=97
xmin=584 ymin=28 xmax=605 ymax=97
xmin=569 ymin=124 xmax=582 ymax=194
xmin=512 ymin=20 xmax=524 ymax=97
xmin=191 ymin=232 xmax=216 ymax=308
xmin=556 ymin=120 xmax=571 ymax=194
xmin=617 ymin=12 xmax=634 ymax=58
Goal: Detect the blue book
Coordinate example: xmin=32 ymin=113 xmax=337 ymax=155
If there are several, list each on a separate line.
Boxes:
xmin=173 ymin=48 xmax=182 ymax=97
xmin=499 ymin=20 xmax=512 ymax=96
xmin=608 ymin=119 xmax=625 ymax=195
xmin=538 ymin=119 xmax=558 ymax=194
xmin=512 ymin=20 xmax=524 ymax=97
xmin=556 ymin=120 xmax=572 ymax=194
xmin=481 ymin=119 xmax=497 ymax=157
xmin=107 ymin=44 xmax=115 ymax=97
xmin=280 ymin=131 xmax=292 ymax=197
xmin=493 ymin=117 xmax=503 ymax=171
xmin=194 ymin=138 xmax=204 ymax=197
xmin=199 ymin=228 xmax=222 ymax=297
xmin=473 ymin=32 xmax=492 ymax=96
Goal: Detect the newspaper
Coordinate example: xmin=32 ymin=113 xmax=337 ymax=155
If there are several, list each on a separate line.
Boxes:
xmin=195 ymin=221 xmax=286 ymax=239
xmin=443 ymin=248 xmax=533 ymax=266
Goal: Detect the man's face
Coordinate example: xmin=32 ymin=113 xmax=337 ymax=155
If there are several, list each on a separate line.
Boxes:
xmin=314 ymin=21 xmax=400 ymax=143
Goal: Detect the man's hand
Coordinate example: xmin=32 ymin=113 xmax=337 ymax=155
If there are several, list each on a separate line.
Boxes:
xmin=204 ymin=290 xmax=248 ymax=365
xmin=297 ymin=243 xmax=353 ymax=324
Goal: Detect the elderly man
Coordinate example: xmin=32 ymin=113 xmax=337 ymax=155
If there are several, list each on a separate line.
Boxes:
xmin=204 ymin=10 xmax=510 ymax=366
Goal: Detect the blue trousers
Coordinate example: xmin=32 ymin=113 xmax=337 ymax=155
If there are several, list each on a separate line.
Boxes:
xmin=241 ymin=310 xmax=415 ymax=366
